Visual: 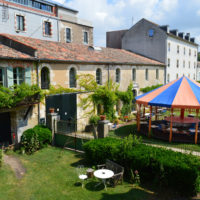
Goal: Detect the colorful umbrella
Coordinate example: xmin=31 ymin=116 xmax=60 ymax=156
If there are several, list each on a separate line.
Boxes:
xmin=136 ymin=76 xmax=200 ymax=109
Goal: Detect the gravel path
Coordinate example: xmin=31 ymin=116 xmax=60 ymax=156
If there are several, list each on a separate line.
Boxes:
xmin=3 ymin=154 xmax=26 ymax=179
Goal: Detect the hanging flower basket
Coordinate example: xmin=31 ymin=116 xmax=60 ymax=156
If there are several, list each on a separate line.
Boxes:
xmin=49 ymin=107 xmax=55 ymax=113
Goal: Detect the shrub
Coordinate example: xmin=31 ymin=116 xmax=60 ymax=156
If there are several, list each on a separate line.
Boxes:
xmin=83 ymin=136 xmax=200 ymax=196
xmin=33 ymin=125 xmax=52 ymax=148
xmin=21 ymin=129 xmax=40 ymax=154
xmin=89 ymin=115 xmax=100 ymax=125
xmin=0 ymin=149 xmax=2 ymax=167
xmin=21 ymin=125 xmax=52 ymax=154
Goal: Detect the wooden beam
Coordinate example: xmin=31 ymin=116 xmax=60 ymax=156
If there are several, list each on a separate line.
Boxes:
xmin=148 ymin=106 xmax=152 ymax=138
xmin=137 ymin=104 xmax=141 ymax=132
xmin=195 ymin=109 xmax=199 ymax=144
xmin=180 ymin=108 xmax=185 ymax=120
xmin=169 ymin=108 xmax=173 ymax=142
xmin=143 ymin=106 xmax=145 ymax=118
xmin=155 ymin=106 xmax=158 ymax=121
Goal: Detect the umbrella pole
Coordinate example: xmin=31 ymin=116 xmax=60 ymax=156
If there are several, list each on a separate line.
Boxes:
xmin=137 ymin=104 xmax=141 ymax=132
xmin=143 ymin=106 xmax=145 ymax=117
xmin=155 ymin=106 xmax=158 ymax=121
xmin=148 ymin=106 xmax=152 ymax=138
xmin=169 ymin=108 xmax=173 ymax=143
xmin=195 ymin=109 xmax=199 ymax=144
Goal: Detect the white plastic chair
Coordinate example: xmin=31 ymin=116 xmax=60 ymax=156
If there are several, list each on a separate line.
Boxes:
xmin=76 ymin=165 xmax=88 ymax=188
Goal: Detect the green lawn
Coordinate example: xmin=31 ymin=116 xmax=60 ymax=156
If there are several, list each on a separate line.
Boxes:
xmin=108 ymin=124 xmax=200 ymax=153
xmin=0 ymin=147 xmax=160 ymax=200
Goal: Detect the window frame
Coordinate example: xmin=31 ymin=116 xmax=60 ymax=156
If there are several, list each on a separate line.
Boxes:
xmin=13 ymin=67 xmax=25 ymax=85
xmin=69 ymin=67 xmax=76 ymax=88
xmin=168 ymin=43 xmax=170 ymax=52
xmin=132 ymin=68 xmax=136 ymax=81
xmin=156 ymin=69 xmax=159 ymax=80
xmin=66 ymin=27 xmax=72 ymax=43
xmin=148 ymin=29 xmax=154 ymax=37
xmin=168 ymin=58 xmax=170 ymax=67
xmin=96 ymin=68 xmax=102 ymax=85
xmin=115 ymin=68 xmax=121 ymax=83
xmin=41 ymin=67 xmax=50 ymax=90
xmin=16 ymin=14 xmax=25 ymax=31
xmin=83 ymin=31 xmax=89 ymax=44
xmin=44 ymin=21 xmax=52 ymax=36
xmin=177 ymin=45 xmax=179 ymax=54
xmin=0 ymin=67 xmax=4 ymax=86
xmin=145 ymin=69 xmax=149 ymax=81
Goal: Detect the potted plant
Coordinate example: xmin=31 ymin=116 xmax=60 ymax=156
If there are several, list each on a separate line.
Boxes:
xmin=49 ymin=107 xmax=55 ymax=113
xmin=100 ymin=115 xmax=106 ymax=120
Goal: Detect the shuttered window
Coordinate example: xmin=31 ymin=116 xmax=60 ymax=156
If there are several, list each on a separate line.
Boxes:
xmin=13 ymin=67 xmax=25 ymax=85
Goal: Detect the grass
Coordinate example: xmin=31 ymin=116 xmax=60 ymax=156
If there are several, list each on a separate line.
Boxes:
xmin=108 ymin=124 xmax=200 ymax=153
xmin=0 ymin=147 xmax=160 ymax=200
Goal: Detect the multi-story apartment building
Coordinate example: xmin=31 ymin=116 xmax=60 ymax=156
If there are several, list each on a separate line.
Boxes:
xmin=107 ymin=18 xmax=198 ymax=83
xmin=0 ymin=0 xmax=93 ymax=45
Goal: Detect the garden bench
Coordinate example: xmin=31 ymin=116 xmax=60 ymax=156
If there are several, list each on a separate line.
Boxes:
xmin=97 ymin=159 xmax=124 ymax=187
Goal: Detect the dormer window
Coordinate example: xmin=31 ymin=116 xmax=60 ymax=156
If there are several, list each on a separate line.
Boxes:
xmin=148 ymin=29 xmax=154 ymax=37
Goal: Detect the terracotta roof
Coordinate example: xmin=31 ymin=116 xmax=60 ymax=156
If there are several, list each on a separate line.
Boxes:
xmin=0 ymin=43 xmax=33 ymax=59
xmin=0 ymin=34 xmax=164 ymax=65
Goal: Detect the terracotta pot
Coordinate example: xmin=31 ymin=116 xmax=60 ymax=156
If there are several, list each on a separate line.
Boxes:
xmin=49 ymin=108 xmax=55 ymax=113
xmin=100 ymin=115 xmax=106 ymax=120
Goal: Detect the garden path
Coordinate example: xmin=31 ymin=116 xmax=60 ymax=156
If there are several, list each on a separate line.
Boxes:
xmin=146 ymin=143 xmax=200 ymax=157
xmin=3 ymin=154 xmax=26 ymax=179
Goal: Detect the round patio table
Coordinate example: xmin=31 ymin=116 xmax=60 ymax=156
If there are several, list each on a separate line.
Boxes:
xmin=94 ymin=169 xmax=114 ymax=190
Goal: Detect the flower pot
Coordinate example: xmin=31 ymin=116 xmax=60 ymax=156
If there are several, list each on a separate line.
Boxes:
xmin=49 ymin=108 xmax=55 ymax=113
xmin=100 ymin=115 xmax=106 ymax=120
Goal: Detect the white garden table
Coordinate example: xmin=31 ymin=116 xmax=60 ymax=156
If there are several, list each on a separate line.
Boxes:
xmin=94 ymin=169 xmax=114 ymax=190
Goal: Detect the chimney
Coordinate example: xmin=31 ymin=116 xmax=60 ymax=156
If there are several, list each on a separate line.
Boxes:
xmin=190 ymin=37 xmax=195 ymax=43
xmin=170 ymin=29 xmax=178 ymax=36
xmin=185 ymin=33 xmax=190 ymax=41
xmin=160 ymin=25 xmax=169 ymax=33
xmin=178 ymin=32 xmax=184 ymax=39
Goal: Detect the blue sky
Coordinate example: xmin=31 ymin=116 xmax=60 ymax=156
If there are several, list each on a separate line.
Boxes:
xmin=55 ymin=0 xmax=200 ymax=47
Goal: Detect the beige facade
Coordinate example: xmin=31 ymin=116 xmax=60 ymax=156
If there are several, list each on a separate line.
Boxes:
xmin=38 ymin=62 xmax=165 ymax=131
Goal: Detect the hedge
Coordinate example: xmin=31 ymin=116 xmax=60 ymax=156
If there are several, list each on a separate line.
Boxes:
xmin=83 ymin=137 xmax=200 ymax=196
xmin=0 ymin=149 xmax=2 ymax=167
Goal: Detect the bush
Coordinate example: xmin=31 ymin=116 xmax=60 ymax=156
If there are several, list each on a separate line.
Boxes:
xmin=89 ymin=115 xmax=100 ymax=125
xmin=0 ymin=149 xmax=2 ymax=167
xmin=21 ymin=125 xmax=52 ymax=154
xmin=83 ymin=136 xmax=200 ymax=196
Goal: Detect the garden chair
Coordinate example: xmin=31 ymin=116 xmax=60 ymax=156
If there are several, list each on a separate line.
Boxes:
xmin=76 ymin=165 xmax=88 ymax=188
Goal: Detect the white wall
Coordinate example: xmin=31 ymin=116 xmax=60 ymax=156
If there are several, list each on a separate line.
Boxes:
xmin=166 ymin=36 xmax=198 ymax=82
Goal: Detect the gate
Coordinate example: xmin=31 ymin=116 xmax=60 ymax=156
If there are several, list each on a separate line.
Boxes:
xmin=46 ymin=93 xmax=77 ymax=134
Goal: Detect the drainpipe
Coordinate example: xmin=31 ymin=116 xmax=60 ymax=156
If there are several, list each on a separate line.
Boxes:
xmin=36 ymin=60 xmax=40 ymax=123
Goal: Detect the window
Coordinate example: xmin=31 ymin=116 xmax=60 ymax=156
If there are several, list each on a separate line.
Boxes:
xmin=189 ymin=49 xmax=191 ymax=56
xmin=69 ymin=68 xmax=76 ymax=88
xmin=183 ymin=60 xmax=185 ymax=68
xmin=195 ymin=50 xmax=197 ymax=57
xmin=194 ymin=74 xmax=196 ymax=80
xmin=168 ymin=43 xmax=170 ymax=52
xmin=177 ymin=45 xmax=179 ymax=54
xmin=156 ymin=69 xmax=159 ymax=80
xmin=41 ymin=67 xmax=50 ymax=89
xmin=0 ymin=68 xmax=4 ymax=86
xmin=16 ymin=15 xmax=25 ymax=31
xmin=176 ymin=60 xmax=179 ymax=68
xmin=168 ymin=58 xmax=170 ymax=67
xmin=66 ymin=28 xmax=71 ymax=43
xmin=145 ymin=69 xmax=148 ymax=81
xmin=132 ymin=68 xmax=136 ymax=81
xmin=13 ymin=67 xmax=25 ymax=85
xmin=167 ymin=74 xmax=170 ymax=82
xmin=184 ymin=47 xmax=185 ymax=55
xmin=148 ymin=29 xmax=154 ymax=37
xmin=189 ymin=61 xmax=190 ymax=68
xmin=116 ymin=68 xmax=120 ymax=83
xmin=44 ymin=21 xmax=51 ymax=36
xmin=96 ymin=68 xmax=102 ymax=85
xmin=176 ymin=73 xmax=178 ymax=79
xmin=194 ymin=62 xmax=196 ymax=68
xmin=188 ymin=73 xmax=190 ymax=78
xmin=83 ymin=31 xmax=88 ymax=44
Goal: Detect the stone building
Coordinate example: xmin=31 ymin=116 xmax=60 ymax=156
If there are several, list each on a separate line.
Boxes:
xmin=107 ymin=18 xmax=198 ymax=83
xmin=0 ymin=33 xmax=165 ymax=144
xmin=0 ymin=0 xmax=93 ymax=45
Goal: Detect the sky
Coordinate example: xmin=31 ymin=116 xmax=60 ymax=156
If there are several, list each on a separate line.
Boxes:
xmin=55 ymin=0 xmax=200 ymax=47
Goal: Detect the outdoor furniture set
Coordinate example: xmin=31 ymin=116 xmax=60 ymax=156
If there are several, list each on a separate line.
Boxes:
xmin=77 ymin=159 xmax=124 ymax=190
